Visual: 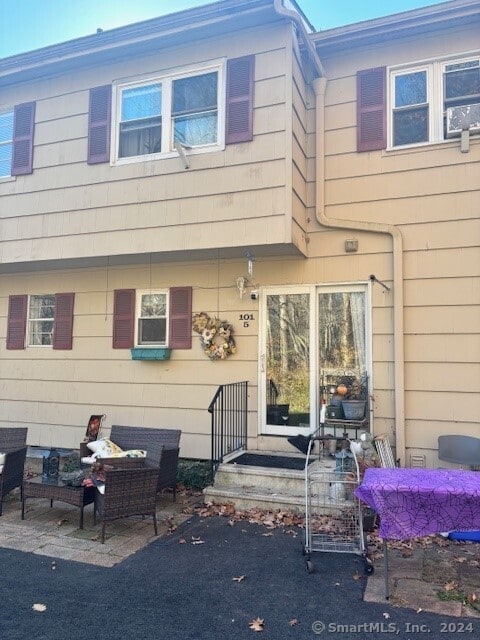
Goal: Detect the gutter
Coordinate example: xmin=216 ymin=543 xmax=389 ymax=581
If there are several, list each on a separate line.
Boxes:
xmin=274 ymin=0 xmax=406 ymax=464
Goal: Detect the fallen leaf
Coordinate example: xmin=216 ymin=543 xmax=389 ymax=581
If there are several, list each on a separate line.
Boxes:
xmin=444 ymin=581 xmax=457 ymax=592
xmin=468 ymin=593 xmax=477 ymax=603
xmin=249 ymin=617 xmax=264 ymax=632
xmin=232 ymin=575 xmax=246 ymax=583
xmin=56 ymin=518 xmax=68 ymax=527
xmin=352 ymin=572 xmax=362 ymax=581
xmin=178 ymin=538 xmax=187 ymax=544
xmin=289 ymin=618 xmax=299 ymax=626
xmin=32 ymin=604 xmax=47 ymax=612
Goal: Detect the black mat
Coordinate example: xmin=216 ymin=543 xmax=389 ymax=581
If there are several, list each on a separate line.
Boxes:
xmin=228 ymin=453 xmax=309 ymax=470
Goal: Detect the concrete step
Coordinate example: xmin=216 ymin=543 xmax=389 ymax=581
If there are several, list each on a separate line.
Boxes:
xmin=203 ymin=484 xmax=306 ymax=513
xmin=204 ymin=452 xmax=342 ymax=513
xmin=213 ymin=463 xmax=306 ymax=494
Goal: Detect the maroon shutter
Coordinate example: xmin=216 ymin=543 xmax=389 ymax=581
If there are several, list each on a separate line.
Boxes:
xmin=113 ymin=289 xmax=135 ymax=349
xmin=87 ymin=85 xmax=111 ymax=164
xmin=357 ymin=67 xmax=386 ymax=152
xmin=169 ymin=287 xmax=192 ymax=349
xmin=226 ymin=55 xmax=255 ymax=144
xmin=6 ymin=295 xmax=27 ymax=350
xmin=52 ymin=293 xmax=74 ymax=350
xmin=11 ymin=102 xmax=35 ymax=175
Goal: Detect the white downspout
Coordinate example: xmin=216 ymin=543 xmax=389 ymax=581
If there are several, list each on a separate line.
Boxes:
xmin=312 ymin=77 xmax=405 ymax=466
xmin=273 ymin=0 xmax=406 ymax=464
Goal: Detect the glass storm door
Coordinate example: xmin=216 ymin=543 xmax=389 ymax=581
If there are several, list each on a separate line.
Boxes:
xmin=262 ymin=289 xmax=314 ymax=436
xmin=318 ymin=288 xmax=368 ymax=402
xmin=260 ymin=285 xmax=369 ymax=436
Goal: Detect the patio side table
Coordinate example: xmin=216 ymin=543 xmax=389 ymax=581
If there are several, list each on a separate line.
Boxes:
xmin=22 ymin=476 xmax=95 ymax=529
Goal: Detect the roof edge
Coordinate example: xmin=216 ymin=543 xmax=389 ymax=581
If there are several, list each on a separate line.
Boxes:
xmin=0 ymin=0 xmax=273 ymax=75
xmin=312 ymin=0 xmax=480 ymax=50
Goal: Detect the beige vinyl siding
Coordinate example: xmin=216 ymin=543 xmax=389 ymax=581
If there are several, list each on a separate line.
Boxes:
xmin=315 ymin=22 xmax=480 ymax=465
xmin=0 ymin=259 xmax=260 ymax=457
xmin=0 ymin=23 xmax=305 ymax=264
xmin=290 ymin=45 xmax=311 ymax=242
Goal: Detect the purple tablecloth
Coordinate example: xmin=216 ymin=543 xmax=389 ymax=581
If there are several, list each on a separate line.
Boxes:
xmin=355 ymin=467 xmax=480 ymax=540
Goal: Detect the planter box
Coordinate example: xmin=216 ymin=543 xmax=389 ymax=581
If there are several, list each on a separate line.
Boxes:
xmin=130 ymin=348 xmax=171 ymax=361
xmin=341 ymin=400 xmax=366 ymax=420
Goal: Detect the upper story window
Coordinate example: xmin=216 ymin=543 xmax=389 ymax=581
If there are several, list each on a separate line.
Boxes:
xmin=390 ymin=56 xmax=480 ymax=147
xmin=136 ymin=290 xmax=168 ymax=346
xmin=0 ymin=110 xmax=14 ymax=178
xmin=28 ymin=295 xmax=55 ymax=346
xmin=357 ymin=56 xmax=480 ymax=152
xmin=115 ymin=65 xmax=222 ymax=163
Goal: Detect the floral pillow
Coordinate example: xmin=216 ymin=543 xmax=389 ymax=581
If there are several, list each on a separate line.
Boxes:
xmin=81 ymin=438 xmax=124 ymax=464
xmin=104 ymin=449 xmax=146 ymax=459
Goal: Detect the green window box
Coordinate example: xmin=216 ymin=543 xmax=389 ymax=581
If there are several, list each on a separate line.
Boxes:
xmin=130 ymin=347 xmax=171 ymax=360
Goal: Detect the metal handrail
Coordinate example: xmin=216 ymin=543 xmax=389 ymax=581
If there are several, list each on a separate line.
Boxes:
xmin=209 ymin=381 xmax=248 ymax=475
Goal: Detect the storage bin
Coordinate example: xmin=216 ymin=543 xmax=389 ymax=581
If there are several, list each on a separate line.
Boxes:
xmin=326 ymin=405 xmax=344 ymax=419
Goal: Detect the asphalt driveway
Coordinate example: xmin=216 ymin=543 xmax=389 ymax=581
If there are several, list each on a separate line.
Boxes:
xmin=0 ymin=515 xmax=478 ymax=639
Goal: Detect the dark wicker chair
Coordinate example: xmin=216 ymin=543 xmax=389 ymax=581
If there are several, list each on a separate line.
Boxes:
xmin=93 ymin=465 xmax=160 ymax=543
xmin=0 ymin=427 xmax=28 ymax=516
xmin=109 ymin=426 xmax=181 ymax=500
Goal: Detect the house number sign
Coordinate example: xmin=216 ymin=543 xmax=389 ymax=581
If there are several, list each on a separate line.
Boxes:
xmin=239 ymin=313 xmax=255 ymax=328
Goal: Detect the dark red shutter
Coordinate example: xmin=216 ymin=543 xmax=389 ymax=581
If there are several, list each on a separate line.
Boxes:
xmin=87 ymin=85 xmax=112 ymax=164
xmin=113 ymin=289 xmax=135 ymax=349
xmin=226 ymin=55 xmax=255 ymax=144
xmin=52 ymin=293 xmax=74 ymax=350
xmin=357 ymin=67 xmax=386 ymax=152
xmin=11 ymin=102 xmax=35 ymax=175
xmin=169 ymin=287 xmax=192 ymax=349
xmin=6 ymin=295 xmax=27 ymax=350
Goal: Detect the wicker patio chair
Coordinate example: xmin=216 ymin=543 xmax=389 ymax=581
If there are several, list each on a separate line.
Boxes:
xmin=93 ymin=465 xmax=160 ymax=543
xmin=109 ymin=426 xmax=181 ymax=500
xmin=0 ymin=427 xmax=28 ymax=516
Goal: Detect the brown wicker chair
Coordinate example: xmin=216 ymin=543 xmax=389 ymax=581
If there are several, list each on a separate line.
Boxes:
xmin=0 ymin=428 xmax=28 ymax=516
xmin=93 ymin=465 xmax=160 ymax=543
xmin=109 ymin=426 xmax=181 ymax=500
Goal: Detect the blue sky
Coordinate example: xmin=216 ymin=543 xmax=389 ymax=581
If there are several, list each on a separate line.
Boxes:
xmin=0 ymin=0 xmax=448 ymax=58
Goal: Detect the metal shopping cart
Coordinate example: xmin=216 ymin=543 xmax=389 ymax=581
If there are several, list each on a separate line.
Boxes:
xmin=303 ymin=437 xmax=374 ymax=575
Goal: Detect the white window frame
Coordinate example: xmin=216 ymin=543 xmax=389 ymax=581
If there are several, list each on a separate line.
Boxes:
xmin=112 ymin=60 xmax=226 ymax=165
xmin=0 ymin=108 xmax=14 ymax=179
xmin=135 ymin=289 xmax=169 ymax=347
xmin=388 ymin=53 xmax=480 ymax=149
xmin=28 ymin=294 xmax=55 ymax=347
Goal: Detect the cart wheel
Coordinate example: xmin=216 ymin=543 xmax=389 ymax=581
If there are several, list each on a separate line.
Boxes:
xmin=363 ymin=558 xmax=374 ymax=575
xmin=306 ymin=560 xmax=314 ymax=574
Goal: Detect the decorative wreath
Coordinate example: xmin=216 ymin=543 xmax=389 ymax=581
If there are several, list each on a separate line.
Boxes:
xmin=192 ymin=312 xmax=236 ymax=361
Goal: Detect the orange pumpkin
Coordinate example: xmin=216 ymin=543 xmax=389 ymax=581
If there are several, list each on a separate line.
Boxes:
xmin=336 ymin=384 xmax=348 ymax=396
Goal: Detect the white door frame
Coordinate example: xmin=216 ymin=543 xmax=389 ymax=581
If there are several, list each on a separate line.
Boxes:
xmin=258 ymin=282 xmax=372 ymax=437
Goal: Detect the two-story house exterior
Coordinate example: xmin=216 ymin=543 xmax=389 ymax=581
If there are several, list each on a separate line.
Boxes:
xmin=0 ymin=0 xmax=478 ymax=467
